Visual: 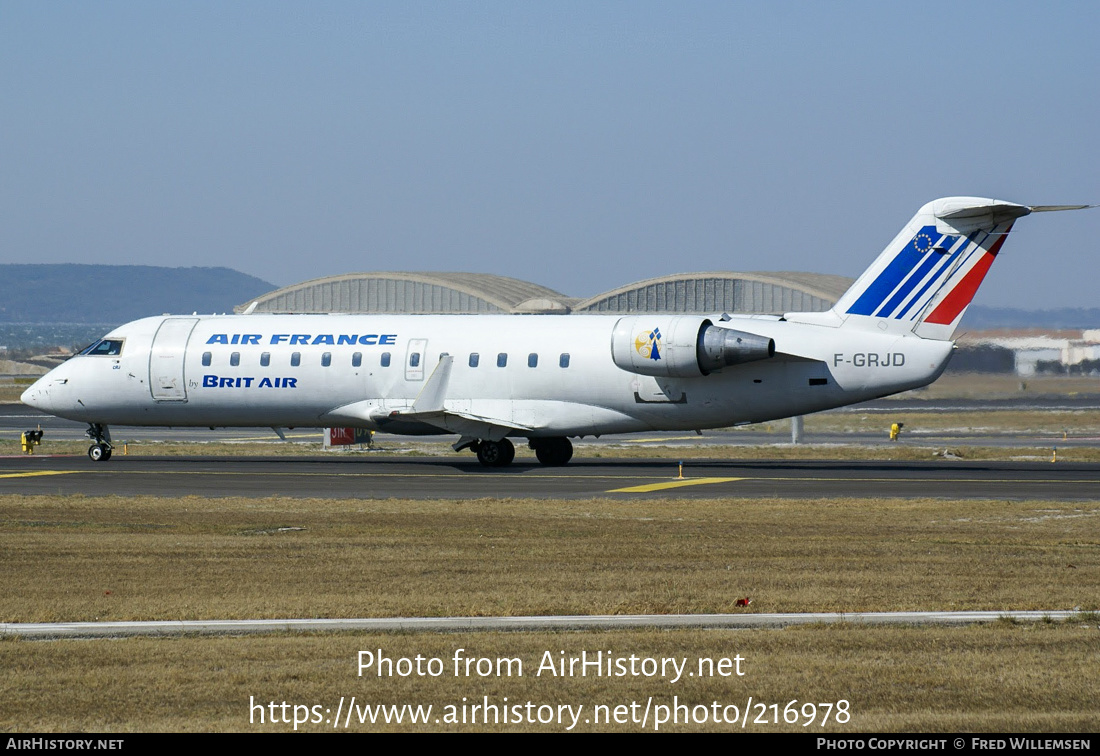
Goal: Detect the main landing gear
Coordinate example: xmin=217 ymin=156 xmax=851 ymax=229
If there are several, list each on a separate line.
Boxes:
xmin=472 ymin=438 xmax=515 ymax=467
xmin=529 ymin=437 xmax=573 ymax=466
xmin=467 ymin=437 xmax=574 ymax=467
xmin=86 ymin=423 xmax=113 ymax=462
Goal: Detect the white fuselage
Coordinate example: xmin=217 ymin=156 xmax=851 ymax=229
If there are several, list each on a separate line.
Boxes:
xmin=22 ymin=312 xmax=953 ymax=436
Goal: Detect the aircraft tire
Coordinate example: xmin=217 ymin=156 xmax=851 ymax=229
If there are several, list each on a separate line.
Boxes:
xmin=88 ymin=444 xmax=106 ymax=462
xmin=476 ymin=438 xmax=515 ymax=467
xmin=534 ymin=437 xmax=573 ymax=466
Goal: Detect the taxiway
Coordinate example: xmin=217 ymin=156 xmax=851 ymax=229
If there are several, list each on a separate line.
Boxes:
xmin=1 ymin=454 xmax=1098 ymax=500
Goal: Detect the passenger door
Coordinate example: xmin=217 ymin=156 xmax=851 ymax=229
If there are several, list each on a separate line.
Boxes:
xmin=149 ymin=318 xmax=198 ymax=401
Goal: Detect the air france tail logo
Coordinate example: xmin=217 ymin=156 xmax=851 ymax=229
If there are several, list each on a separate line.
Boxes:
xmin=845 ymin=224 xmax=1004 ymax=324
xmin=635 ymin=327 xmax=662 ymax=361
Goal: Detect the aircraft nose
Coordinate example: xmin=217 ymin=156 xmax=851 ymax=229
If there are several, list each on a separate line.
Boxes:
xmin=21 ymin=366 xmax=85 ymax=418
xmin=20 ymin=379 xmax=48 ymax=410
xmin=20 ymin=373 xmax=68 ymax=414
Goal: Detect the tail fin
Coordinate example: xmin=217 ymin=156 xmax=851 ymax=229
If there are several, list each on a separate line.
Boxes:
xmin=828 ymin=197 xmax=1031 ymax=341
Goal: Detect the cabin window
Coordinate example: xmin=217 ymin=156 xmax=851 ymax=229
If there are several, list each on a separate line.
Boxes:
xmin=528 ymin=353 xmax=538 ymax=368
xmin=409 ymin=352 xmax=421 ymax=368
xmin=260 ymin=352 xmax=270 ymax=367
xmin=321 ymin=352 xmax=331 ymax=367
xmin=559 ymin=353 xmax=570 ymax=368
xmin=352 ymin=352 xmax=362 ymax=368
xmin=497 ymin=353 xmax=508 ymax=367
xmin=291 ymin=352 xmax=301 ymax=367
xmin=230 ymin=352 xmax=240 ymax=367
xmin=469 ymin=353 xmax=480 ymax=368
xmin=381 ymin=352 xmax=391 ymax=367
xmin=202 ymin=352 xmax=212 ymax=367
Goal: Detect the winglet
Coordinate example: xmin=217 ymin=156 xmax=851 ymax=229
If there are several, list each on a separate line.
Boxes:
xmin=411 ymin=354 xmax=453 ymax=413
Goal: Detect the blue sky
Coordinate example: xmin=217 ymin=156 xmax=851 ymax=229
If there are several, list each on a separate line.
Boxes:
xmin=2 ymin=1 xmax=1097 ymax=308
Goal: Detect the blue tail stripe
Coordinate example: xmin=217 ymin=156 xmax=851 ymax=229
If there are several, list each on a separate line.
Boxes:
xmin=897 ymin=231 xmax=977 ymax=320
xmin=846 ymin=247 xmax=924 ymax=315
xmin=846 ymin=226 xmax=936 ymax=316
xmin=874 ymin=234 xmax=957 ymax=318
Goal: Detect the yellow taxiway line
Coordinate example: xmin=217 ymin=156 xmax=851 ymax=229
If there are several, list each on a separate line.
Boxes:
xmin=608 ymin=477 xmax=742 ymax=493
xmin=0 ymin=470 xmax=84 ymax=479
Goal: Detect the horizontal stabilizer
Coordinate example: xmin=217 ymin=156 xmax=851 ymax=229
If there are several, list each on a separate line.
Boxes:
xmin=1028 ymin=204 xmax=1097 ymax=212
xmin=932 ymin=198 xmax=1030 ymax=235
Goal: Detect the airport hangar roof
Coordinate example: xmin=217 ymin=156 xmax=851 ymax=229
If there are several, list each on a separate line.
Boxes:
xmin=236 ymin=271 xmax=855 ymax=316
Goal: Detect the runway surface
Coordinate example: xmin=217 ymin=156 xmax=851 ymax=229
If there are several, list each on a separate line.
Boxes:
xmin=2 ymin=453 xmax=1098 ymax=500
xmin=2 ymin=611 xmax=1087 ymax=639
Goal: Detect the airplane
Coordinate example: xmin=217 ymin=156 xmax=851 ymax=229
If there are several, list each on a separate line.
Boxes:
xmin=20 ymin=197 xmax=1092 ymax=467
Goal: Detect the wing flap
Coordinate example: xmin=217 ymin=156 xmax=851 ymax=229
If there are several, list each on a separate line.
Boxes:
xmin=382 ymin=407 xmax=530 ymax=441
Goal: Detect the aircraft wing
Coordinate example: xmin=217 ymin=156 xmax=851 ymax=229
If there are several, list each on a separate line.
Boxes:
xmin=382 ymin=407 xmax=531 ymax=442
xmin=321 ymin=355 xmax=531 ymax=441
xmin=395 ymin=353 xmax=530 ymax=439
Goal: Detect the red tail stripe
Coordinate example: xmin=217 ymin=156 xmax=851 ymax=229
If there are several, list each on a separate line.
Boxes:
xmin=924 ymin=232 xmax=1008 ymax=325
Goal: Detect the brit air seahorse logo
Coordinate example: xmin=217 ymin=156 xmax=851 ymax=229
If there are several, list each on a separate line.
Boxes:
xmin=634 ymin=327 xmax=662 ymax=361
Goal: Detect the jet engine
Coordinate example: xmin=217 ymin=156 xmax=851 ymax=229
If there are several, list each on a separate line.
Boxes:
xmin=611 ymin=315 xmax=775 ymax=378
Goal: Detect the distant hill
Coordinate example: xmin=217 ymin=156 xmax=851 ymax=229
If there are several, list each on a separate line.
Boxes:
xmin=0 ymin=265 xmax=276 ymax=324
xmin=961 ymin=305 xmax=1100 ymax=330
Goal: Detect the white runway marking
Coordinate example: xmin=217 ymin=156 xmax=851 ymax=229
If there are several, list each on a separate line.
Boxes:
xmin=1 ymin=611 xmax=1089 ymax=639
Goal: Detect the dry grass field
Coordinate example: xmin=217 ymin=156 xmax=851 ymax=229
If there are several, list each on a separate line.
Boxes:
xmin=2 ymin=493 xmax=1098 ymax=732
xmin=2 ymin=494 xmax=1098 ymax=621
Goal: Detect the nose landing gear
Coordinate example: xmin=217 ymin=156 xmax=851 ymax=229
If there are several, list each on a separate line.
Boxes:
xmin=86 ymin=424 xmax=113 ymax=462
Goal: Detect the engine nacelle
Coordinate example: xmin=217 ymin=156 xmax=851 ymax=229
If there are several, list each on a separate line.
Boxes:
xmin=611 ymin=315 xmax=775 ymax=378
xmin=696 ymin=322 xmax=776 ymax=374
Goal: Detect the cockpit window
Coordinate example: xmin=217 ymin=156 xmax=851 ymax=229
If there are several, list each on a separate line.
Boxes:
xmin=82 ymin=339 xmax=124 ymax=356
